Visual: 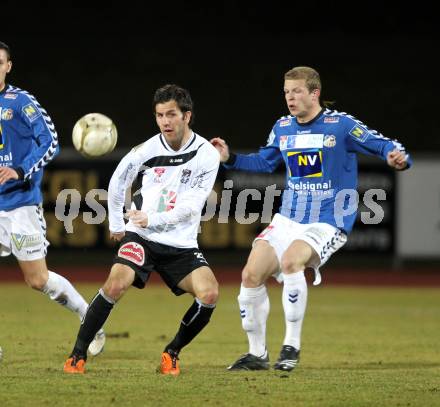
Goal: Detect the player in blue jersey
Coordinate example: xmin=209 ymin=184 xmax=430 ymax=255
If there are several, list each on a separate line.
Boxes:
xmin=0 ymin=41 xmax=105 ymax=356
xmin=211 ymin=66 xmax=411 ymax=372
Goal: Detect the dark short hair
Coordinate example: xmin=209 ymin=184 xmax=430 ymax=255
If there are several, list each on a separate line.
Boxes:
xmin=0 ymin=41 xmax=11 ymax=60
xmin=153 ymin=84 xmax=194 ymax=125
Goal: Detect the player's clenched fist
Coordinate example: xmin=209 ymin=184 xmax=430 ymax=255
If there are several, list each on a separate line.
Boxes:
xmin=387 ymin=149 xmax=408 ymax=170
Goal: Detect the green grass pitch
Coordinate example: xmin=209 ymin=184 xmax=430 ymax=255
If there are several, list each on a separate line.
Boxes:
xmin=0 ymin=282 xmax=439 ymax=406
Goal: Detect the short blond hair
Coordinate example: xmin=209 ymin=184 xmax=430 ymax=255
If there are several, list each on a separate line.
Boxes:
xmin=284 ymin=66 xmax=321 ymax=92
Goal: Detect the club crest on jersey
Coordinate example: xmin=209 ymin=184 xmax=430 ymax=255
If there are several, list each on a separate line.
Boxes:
xmin=180 ymin=169 xmax=192 ymax=184
xmin=324 ymin=116 xmax=339 ymax=123
xmin=323 ymin=135 xmax=336 ymax=148
xmin=279 ymin=118 xmax=291 ymax=127
xmin=118 ymin=242 xmax=145 ymax=266
xmin=349 ymin=125 xmax=369 ymax=142
xmin=22 ymin=103 xmax=41 ymax=122
xmin=287 ymin=150 xmax=323 ymax=178
xmin=153 ymin=167 xmax=166 ymax=183
xmin=1 ymin=108 xmax=13 ymax=120
xmin=4 ymin=93 xmax=18 ymax=99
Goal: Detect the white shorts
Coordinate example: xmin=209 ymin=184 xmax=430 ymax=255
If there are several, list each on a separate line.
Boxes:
xmin=0 ymin=205 xmax=49 ymax=261
xmin=255 ymin=213 xmax=347 ymax=285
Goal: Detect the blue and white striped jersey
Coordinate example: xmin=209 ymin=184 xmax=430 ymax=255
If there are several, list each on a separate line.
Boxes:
xmin=0 ymin=84 xmax=59 ymax=211
xmin=225 ymin=108 xmax=412 ymax=234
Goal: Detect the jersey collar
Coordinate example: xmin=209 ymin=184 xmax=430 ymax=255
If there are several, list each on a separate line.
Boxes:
xmin=160 ymin=131 xmax=196 ymax=152
xmin=295 ymin=107 xmax=325 ymax=126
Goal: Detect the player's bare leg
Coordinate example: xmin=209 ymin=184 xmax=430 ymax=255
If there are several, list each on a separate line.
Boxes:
xmin=19 ymin=258 xmax=106 ymax=356
xmin=228 ymin=240 xmax=279 ymax=371
xmin=64 ymin=264 xmax=135 ymax=373
xmin=274 ymin=239 xmax=319 ymax=372
xmin=160 ymin=266 xmax=218 ymax=376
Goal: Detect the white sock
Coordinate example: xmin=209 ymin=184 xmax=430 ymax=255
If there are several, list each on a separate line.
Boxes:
xmin=238 ymin=284 xmax=270 ymax=357
xmin=282 ymin=271 xmax=307 ymax=350
xmin=42 ymin=271 xmax=88 ymax=320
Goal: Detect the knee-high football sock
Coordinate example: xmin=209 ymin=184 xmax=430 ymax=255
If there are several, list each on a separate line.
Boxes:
xmin=282 ymin=271 xmax=308 ymax=350
xmin=238 ymin=284 xmax=270 ymax=358
xmin=71 ymin=289 xmax=115 ymax=358
xmin=165 ymin=298 xmax=215 ymax=354
xmin=42 ymin=271 xmax=88 ymax=320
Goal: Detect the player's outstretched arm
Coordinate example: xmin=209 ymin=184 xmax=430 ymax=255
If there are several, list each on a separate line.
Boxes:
xmin=386 ymin=149 xmax=408 ymax=170
xmin=210 ymin=136 xmax=282 ymax=173
xmin=210 ymin=137 xmax=230 ymax=163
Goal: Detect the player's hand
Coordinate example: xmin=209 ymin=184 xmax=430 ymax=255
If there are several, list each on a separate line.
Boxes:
xmin=110 ymin=232 xmax=125 ymax=241
xmin=127 ymin=209 xmax=148 ymax=228
xmin=387 ymin=149 xmax=408 ymax=170
xmin=0 ymin=167 xmax=19 ymax=185
xmin=210 ymin=137 xmax=230 ymax=163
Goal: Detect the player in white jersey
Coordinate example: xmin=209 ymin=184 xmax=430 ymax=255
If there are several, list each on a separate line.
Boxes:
xmin=0 ymin=41 xmax=105 ymax=358
xmin=64 ymin=84 xmax=220 ymax=375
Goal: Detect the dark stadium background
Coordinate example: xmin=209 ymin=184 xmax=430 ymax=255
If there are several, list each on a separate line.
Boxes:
xmin=2 ymin=2 xmax=438 ymax=273
xmin=2 ymin=3 xmax=436 ymax=153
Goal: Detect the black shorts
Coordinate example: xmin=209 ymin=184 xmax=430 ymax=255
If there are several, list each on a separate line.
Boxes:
xmin=113 ymin=232 xmax=209 ymax=296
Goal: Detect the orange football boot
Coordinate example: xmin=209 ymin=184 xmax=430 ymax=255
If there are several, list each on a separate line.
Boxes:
xmin=160 ymin=351 xmax=180 ymax=376
xmin=63 ymin=355 xmax=86 ymax=374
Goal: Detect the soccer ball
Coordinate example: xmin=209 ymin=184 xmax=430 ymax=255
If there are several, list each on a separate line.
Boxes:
xmin=72 ymin=113 xmax=118 ymax=157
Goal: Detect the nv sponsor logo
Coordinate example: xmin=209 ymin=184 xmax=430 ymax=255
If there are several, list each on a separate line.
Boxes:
xmin=298 ymin=154 xmax=318 ymax=165
xmin=287 ymin=150 xmax=323 ymax=178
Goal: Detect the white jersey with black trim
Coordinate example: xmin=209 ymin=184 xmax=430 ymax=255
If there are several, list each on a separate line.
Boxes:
xmin=108 ymin=132 xmax=220 ymax=248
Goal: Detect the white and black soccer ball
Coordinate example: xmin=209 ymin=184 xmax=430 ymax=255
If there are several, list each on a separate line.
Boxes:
xmin=72 ymin=113 xmax=118 ymax=158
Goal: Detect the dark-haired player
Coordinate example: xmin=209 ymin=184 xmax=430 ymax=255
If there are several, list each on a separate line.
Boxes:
xmin=64 ymin=84 xmax=220 ymax=375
